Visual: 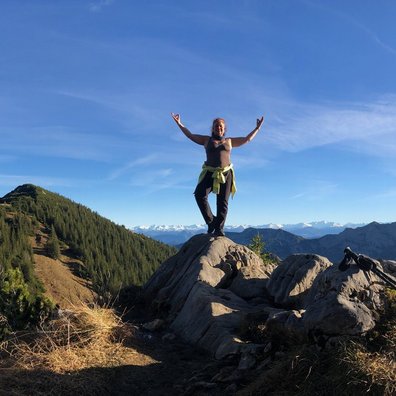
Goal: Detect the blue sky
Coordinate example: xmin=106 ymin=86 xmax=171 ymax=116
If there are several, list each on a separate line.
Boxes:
xmin=1 ymin=0 xmax=396 ymax=227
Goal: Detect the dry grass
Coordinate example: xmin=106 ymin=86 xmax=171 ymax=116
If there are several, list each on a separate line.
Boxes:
xmin=0 ymin=304 xmax=158 ymax=395
xmin=7 ymin=305 xmax=130 ymax=371
xmin=341 ymin=288 xmax=396 ymax=395
xmin=344 ymin=344 xmax=396 ymax=395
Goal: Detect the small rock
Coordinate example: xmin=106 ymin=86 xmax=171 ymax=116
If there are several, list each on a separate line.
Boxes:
xmin=257 ymin=357 xmax=272 ymax=370
xmin=143 ymin=318 xmax=165 ymax=331
xmin=210 ymin=366 xmax=234 ymax=383
xmin=225 ymin=383 xmax=238 ymax=393
xmin=161 ymin=332 xmax=176 ymax=341
xmin=237 ymin=352 xmax=256 ymax=370
xmin=223 ymin=369 xmax=245 ymax=383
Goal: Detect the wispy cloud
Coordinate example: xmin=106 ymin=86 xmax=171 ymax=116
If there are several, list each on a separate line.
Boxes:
xmin=353 ymin=21 xmax=396 ymax=56
xmin=127 ymin=167 xmax=191 ymax=194
xmin=52 ymin=33 xmax=285 ymax=129
xmin=0 ymin=126 xmax=121 ymax=162
xmin=369 ymin=188 xmax=396 ymax=200
xmin=0 ymin=155 xmax=16 ymax=163
xmin=302 ymin=0 xmax=396 ymax=56
xmin=266 ymin=96 xmax=396 ymax=158
xmin=108 ymin=154 xmax=159 ymax=180
xmin=56 ymin=89 xmax=161 ymax=131
xmin=129 ymin=174 xmax=191 ymax=195
xmin=89 ymin=0 xmax=114 ymax=13
xmin=290 ymin=180 xmax=338 ymax=201
xmin=231 ymin=153 xmax=269 ymax=169
xmin=0 ymin=174 xmax=74 ymax=188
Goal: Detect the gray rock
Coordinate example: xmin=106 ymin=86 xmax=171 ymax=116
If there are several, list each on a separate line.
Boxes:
xmin=141 ymin=235 xmax=389 ymax=358
xmin=142 ymin=318 xmax=165 ymax=331
xmin=228 ymin=257 xmax=274 ymax=300
xmin=266 ymin=254 xmax=332 ymax=308
xmin=161 ymin=332 xmax=176 ymax=341
xmin=210 ymin=366 xmax=234 ymax=383
xmin=380 ymin=259 xmax=396 ymax=276
xmin=143 ymin=234 xmax=272 ymax=358
xmin=144 ymin=234 xmax=268 ymax=316
xmin=237 ymin=352 xmax=257 ymax=370
xmin=170 ymin=282 xmax=264 ymax=359
xmin=302 ymin=263 xmax=384 ymax=335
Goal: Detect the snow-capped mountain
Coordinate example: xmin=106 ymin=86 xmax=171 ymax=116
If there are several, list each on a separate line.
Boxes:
xmin=131 ymin=221 xmax=366 ymax=245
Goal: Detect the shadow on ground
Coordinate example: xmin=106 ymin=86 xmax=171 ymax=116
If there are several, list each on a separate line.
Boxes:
xmin=0 ymin=320 xmax=228 ymax=396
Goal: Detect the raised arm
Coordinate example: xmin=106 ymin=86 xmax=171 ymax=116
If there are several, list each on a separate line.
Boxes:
xmin=171 ymin=113 xmax=209 ymax=146
xmin=230 ymin=116 xmax=264 ymax=148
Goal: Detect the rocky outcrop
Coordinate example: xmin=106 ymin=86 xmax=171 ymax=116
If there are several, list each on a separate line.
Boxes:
xmin=143 ymin=234 xmax=273 ymax=358
xmin=265 ymin=253 xmax=385 ymax=335
xmin=141 ymin=235 xmax=392 ymax=358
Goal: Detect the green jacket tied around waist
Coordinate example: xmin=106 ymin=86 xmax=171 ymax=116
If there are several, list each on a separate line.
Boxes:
xmin=197 ymin=163 xmax=237 ymax=197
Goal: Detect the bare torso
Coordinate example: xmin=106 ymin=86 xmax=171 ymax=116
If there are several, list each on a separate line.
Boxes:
xmin=204 ymin=137 xmax=232 ymax=168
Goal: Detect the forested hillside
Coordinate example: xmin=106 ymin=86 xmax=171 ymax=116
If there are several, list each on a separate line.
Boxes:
xmin=1 ymin=184 xmax=176 ymax=298
xmin=0 ymin=204 xmax=53 ymax=335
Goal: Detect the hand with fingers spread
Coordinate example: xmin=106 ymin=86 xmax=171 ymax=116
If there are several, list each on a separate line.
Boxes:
xmin=256 ymin=116 xmax=264 ymax=129
xmin=171 ymin=112 xmax=182 ymax=126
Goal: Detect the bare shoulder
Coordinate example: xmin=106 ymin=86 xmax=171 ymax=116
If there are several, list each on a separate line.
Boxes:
xmin=225 ymin=137 xmax=233 ymax=148
xmin=192 ymin=134 xmax=210 ymax=146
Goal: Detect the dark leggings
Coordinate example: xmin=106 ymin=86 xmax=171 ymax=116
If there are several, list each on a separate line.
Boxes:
xmin=194 ymin=171 xmax=233 ymax=231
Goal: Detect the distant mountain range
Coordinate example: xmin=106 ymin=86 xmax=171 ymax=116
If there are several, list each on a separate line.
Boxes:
xmin=225 ymin=222 xmax=396 ymax=262
xmin=132 ymin=221 xmax=366 ymax=245
xmin=132 ymin=221 xmax=396 ymax=263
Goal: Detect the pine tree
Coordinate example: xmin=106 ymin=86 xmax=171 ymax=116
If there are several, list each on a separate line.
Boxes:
xmin=248 ymin=233 xmax=265 ymax=256
xmin=46 ymin=225 xmax=60 ymax=259
xmin=248 ymin=233 xmax=277 ymax=266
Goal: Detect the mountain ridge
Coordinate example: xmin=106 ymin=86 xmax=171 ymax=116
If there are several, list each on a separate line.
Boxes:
xmin=226 ymin=221 xmax=396 ymax=262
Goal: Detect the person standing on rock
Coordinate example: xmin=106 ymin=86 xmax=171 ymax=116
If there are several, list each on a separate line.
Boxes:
xmin=171 ymin=113 xmax=264 ymax=236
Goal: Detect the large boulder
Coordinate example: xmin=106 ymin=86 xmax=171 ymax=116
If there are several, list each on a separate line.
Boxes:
xmin=302 ymin=261 xmax=384 ymax=335
xmin=142 ymin=234 xmax=273 ymax=358
xmin=265 ymin=255 xmax=385 ymax=336
xmin=266 ymin=254 xmax=332 ymax=308
xmin=170 ymin=282 xmax=256 ymax=359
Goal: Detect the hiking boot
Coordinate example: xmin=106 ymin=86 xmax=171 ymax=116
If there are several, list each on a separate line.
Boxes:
xmin=214 ymin=229 xmax=225 ymax=237
xmin=207 ymin=217 xmax=217 ymax=234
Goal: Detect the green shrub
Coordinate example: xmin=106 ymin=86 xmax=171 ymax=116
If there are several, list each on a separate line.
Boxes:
xmin=0 ymin=267 xmax=54 ymax=334
xmin=248 ymin=233 xmax=278 ymax=265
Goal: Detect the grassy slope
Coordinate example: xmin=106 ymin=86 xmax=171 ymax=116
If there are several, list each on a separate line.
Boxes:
xmin=29 ymin=229 xmax=97 ymax=309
